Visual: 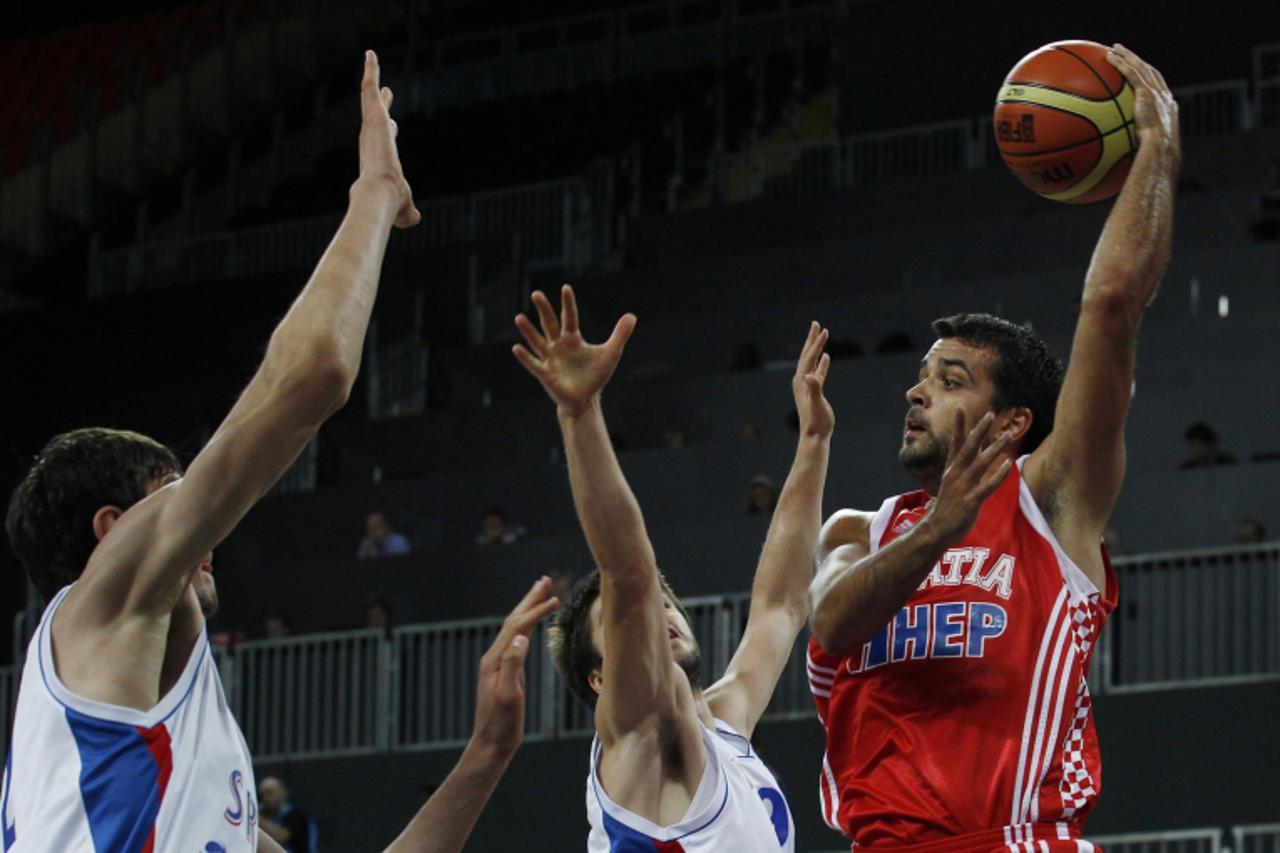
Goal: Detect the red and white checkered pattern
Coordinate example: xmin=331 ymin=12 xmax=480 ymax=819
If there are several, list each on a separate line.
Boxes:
xmin=1059 ymin=600 xmax=1099 ymax=816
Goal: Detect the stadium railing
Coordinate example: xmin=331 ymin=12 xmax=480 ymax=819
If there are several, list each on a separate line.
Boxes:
xmin=1090 ymin=828 xmax=1222 ymax=853
xmin=0 ymin=544 xmax=1274 ymax=761
xmin=1233 ymin=823 xmax=1280 ymax=853
xmin=88 ymin=74 xmax=1261 ymax=300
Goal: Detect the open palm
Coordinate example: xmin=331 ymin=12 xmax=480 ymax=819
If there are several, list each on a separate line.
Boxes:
xmin=512 ymin=285 xmax=636 ymax=417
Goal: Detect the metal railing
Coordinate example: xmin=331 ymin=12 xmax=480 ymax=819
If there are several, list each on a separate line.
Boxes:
xmin=1090 ymin=827 xmax=1221 ymax=853
xmin=1095 ymin=543 xmax=1280 ymax=692
xmin=2 ymin=545 xmax=1274 ymax=762
xmin=1233 ymin=823 xmax=1280 ymax=853
xmin=233 ymin=629 xmax=390 ymax=761
xmin=92 ymin=176 xmax=594 ymax=296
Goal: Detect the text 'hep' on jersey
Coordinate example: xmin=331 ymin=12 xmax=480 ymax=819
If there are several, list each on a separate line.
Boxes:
xmin=1 ymin=586 xmax=259 ymax=852
xmin=808 ymin=457 xmax=1117 ymax=850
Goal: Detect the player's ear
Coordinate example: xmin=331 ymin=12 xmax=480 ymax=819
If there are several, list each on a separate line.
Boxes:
xmin=999 ymin=406 xmax=1033 ymax=447
xmin=588 ymin=668 xmax=603 ymax=696
xmin=91 ymin=505 xmax=125 ymax=542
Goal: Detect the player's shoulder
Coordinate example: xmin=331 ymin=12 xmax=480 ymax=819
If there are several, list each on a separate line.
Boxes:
xmin=819 ymin=508 xmax=875 ymax=550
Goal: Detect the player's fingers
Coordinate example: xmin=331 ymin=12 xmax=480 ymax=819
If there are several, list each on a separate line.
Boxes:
xmin=561 ymin=284 xmax=579 ymax=335
xmin=531 ymin=290 xmax=561 ymax=339
xmin=361 ymin=51 xmax=380 ymax=116
xmin=514 ymin=313 xmax=549 ymax=356
xmin=512 ymin=344 xmax=545 ymax=377
xmin=606 ymin=313 xmax=637 ymax=353
xmin=508 ymin=576 xmax=553 ymax=621
xmin=381 ymin=86 xmax=393 ymax=112
xmin=505 ymin=596 xmax=559 ymax=638
xmin=977 ymin=457 xmax=1013 ymax=498
xmin=815 ymin=351 xmax=831 ymax=383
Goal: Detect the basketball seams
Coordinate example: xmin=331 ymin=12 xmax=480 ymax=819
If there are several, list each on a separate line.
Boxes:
xmin=1053 ymin=45 xmax=1134 ymax=150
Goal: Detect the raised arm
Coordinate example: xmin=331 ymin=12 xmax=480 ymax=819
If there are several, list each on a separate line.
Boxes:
xmin=512 ymin=285 xmax=686 ymax=745
xmin=1025 ymin=45 xmax=1180 ymax=544
xmin=705 ymin=323 xmax=833 ymax=738
xmin=810 ymin=412 xmax=1011 ymax=655
xmin=382 ymin=579 xmax=558 ymax=853
xmin=77 ymin=51 xmax=421 ymax=619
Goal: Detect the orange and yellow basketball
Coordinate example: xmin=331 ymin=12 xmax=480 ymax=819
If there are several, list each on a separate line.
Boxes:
xmin=994 ymin=40 xmax=1136 ymax=204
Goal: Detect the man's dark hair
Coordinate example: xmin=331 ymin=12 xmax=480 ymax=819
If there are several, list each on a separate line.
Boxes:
xmin=548 ymin=569 xmax=692 ymax=710
xmin=6 ymin=428 xmax=180 ymax=601
xmin=483 ymin=507 xmax=507 ymax=522
xmin=931 ymin=314 xmax=1065 ymax=454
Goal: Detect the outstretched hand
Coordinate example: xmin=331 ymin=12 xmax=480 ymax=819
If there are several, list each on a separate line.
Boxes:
xmin=925 ymin=411 xmax=1013 ymax=544
xmin=512 ymin=284 xmax=637 ymax=417
xmin=358 ymin=50 xmax=420 ymax=229
xmin=471 ymin=577 xmax=559 ymax=760
xmin=792 ymin=322 xmax=834 ymax=439
xmin=1106 ymin=44 xmax=1180 ymax=164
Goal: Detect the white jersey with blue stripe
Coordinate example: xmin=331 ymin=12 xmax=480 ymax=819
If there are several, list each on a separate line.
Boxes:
xmin=1 ymin=586 xmax=259 ymax=852
xmin=586 ymin=720 xmax=795 ymax=852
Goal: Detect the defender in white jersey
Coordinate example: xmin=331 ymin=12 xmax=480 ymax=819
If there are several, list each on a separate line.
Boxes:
xmin=4 ymin=586 xmax=258 ymax=851
xmin=513 ymin=286 xmax=835 ymax=852
xmin=2 ymin=52 xmax=557 ymax=853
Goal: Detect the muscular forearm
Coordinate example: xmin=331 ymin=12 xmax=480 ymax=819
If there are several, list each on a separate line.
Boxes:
xmin=263 ymin=179 xmax=402 ymax=403
xmin=558 ymin=401 xmax=657 ymax=577
xmin=810 ymin=517 xmax=951 ymax=655
xmin=753 ymin=434 xmax=830 ymax=615
xmin=383 ymin=739 xmax=511 ymax=853
xmin=1083 ymin=138 xmax=1179 ymax=316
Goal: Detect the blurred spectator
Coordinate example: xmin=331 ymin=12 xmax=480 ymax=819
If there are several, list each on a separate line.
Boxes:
xmin=1179 ymin=422 xmax=1237 ymax=469
xmin=357 ymin=510 xmax=412 ymax=559
xmin=1233 ymin=519 xmax=1267 ymax=544
xmin=661 ymin=428 xmax=687 ymax=449
xmin=365 ymin=595 xmax=393 ymax=630
xmin=476 ymin=507 xmax=527 ymax=546
xmin=264 ymin=611 xmax=293 ymax=639
xmin=1248 ymin=158 xmax=1280 ymax=242
xmin=259 ymin=776 xmax=318 ymax=853
xmin=744 ymin=474 xmax=778 ymax=515
xmin=738 ymin=420 xmax=763 ymax=442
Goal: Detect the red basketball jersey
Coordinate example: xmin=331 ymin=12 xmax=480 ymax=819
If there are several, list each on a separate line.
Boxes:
xmin=808 ymin=457 xmax=1117 ymax=850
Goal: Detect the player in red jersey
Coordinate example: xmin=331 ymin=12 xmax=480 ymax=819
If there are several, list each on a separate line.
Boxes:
xmin=806 ymin=45 xmax=1179 ymax=851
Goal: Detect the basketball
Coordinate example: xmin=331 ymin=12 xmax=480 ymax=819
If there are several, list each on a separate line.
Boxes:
xmin=994 ymin=40 xmax=1136 ymax=203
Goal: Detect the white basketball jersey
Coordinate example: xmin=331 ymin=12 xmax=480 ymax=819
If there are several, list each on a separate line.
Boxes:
xmin=586 ymin=720 xmax=795 ymax=852
xmin=1 ymin=586 xmax=259 ymax=852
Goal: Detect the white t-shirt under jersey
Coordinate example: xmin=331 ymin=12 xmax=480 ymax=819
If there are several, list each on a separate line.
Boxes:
xmin=1 ymin=585 xmax=258 ymax=852
xmin=586 ymin=720 xmax=795 ymax=852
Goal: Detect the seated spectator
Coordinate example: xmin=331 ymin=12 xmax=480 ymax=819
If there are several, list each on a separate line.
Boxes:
xmin=259 ymin=776 xmax=318 ymax=853
xmin=357 ymin=510 xmax=412 ymax=559
xmin=365 ymin=595 xmax=393 ymax=630
xmin=1233 ymin=519 xmax=1267 ymax=545
xmin=476 ymin=507 xmax=527 ymax=546
xmin=744 ymin=474 xmax=777 ymax=515
xmin=1179 ymin=422 xmax=1237 ymax=469
xmin=263 ymin=610 xmax=293 ymax=639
